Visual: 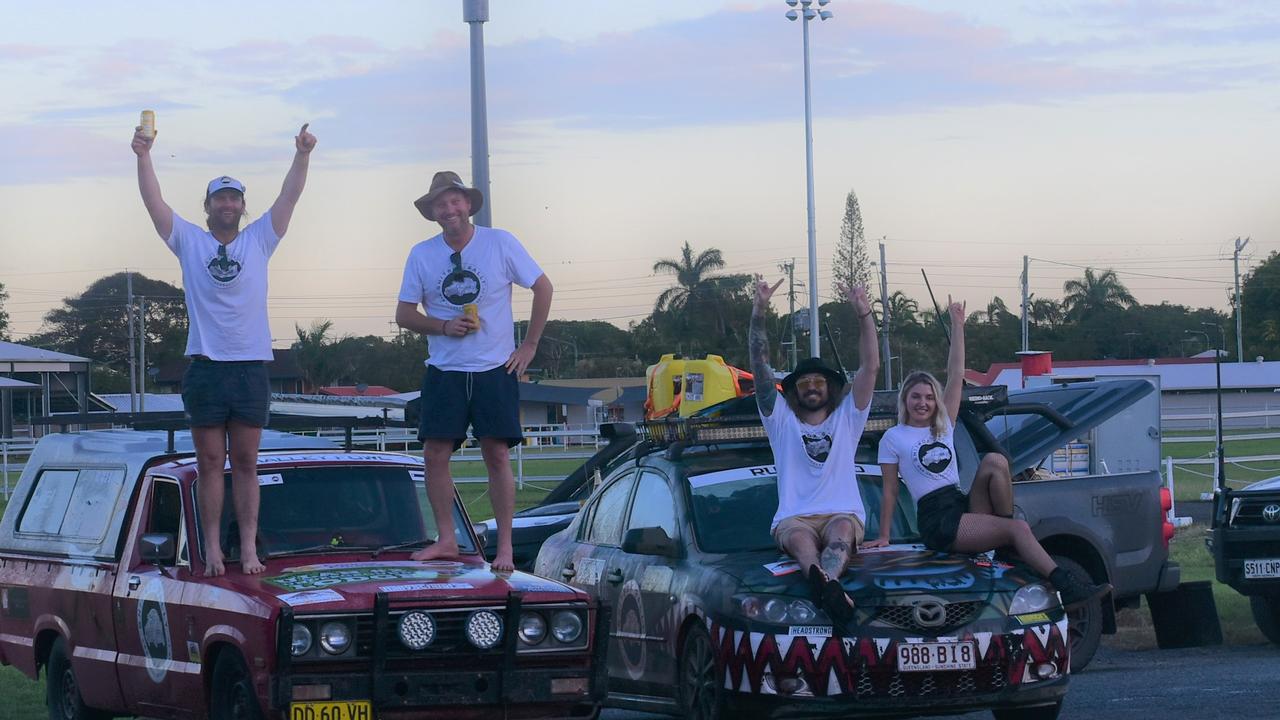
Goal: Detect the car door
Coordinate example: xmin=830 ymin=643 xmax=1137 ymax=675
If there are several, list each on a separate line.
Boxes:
xmin=555 ymin=470 xmax=638 ymax=683
xmin=113 ymin=476 xmax=199 ymax=719
xmin=615 ymin=468 xmax=681 ymax=697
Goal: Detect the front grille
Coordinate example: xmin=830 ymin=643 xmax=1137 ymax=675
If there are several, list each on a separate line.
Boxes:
xmin=855 ymin=666 xmax=1008 ymax=699
xmin=1233 ymin=498 xmax=1280 ymax=527
xmin=355 ymin=609 xmax=507 ymax=658
xmin=1221 ymin=538 xmax=1280 ymax=559
xmin=873 ymin=601 xmax=983 ymax=634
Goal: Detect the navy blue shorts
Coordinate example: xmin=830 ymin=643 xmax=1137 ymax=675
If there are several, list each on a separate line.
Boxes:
xmin=181 ymin=358 xmax=271 ymax=428
xmin=419 ymin=365 xmax=522 ymax=449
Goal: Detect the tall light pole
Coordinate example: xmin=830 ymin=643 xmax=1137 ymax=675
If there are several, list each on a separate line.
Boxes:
xmin=463 ymin=0 xmax=492 ymax=228
xmin=785 ymin=0 xmax=832 ymax=358
xmin=1187 ymin=325 xmax=1225 ymax=492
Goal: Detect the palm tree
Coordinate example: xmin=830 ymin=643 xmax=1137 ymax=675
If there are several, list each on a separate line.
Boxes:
xmin=1062 ymin=268 xmax=1136 ymax=320
xmin=292 ymin=320 xmax=344 ymax=391
xmin=1029 ymin=297 xmax=1064 ymax=327
xmin=874 ymin=291 xmax=920 ymax=333
xmin=652 ymin=242 xmax=750 ymax=338
xmin=968 ymin=296 xmax=1012 ymax=325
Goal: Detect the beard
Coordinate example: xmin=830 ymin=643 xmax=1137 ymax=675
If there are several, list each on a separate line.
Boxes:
xmin=798 ymin=390 xmax=828 ymax=411
xmin=206 ymin=209 xmax=244 ymax=233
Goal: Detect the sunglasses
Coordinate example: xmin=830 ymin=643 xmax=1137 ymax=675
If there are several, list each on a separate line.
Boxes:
xmin=450 ymin=251 xmax=463 ymax=273
xmin=796 ymin=376 xmax=828 ymax=390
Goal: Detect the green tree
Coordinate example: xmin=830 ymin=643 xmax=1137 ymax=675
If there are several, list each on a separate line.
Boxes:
xmin=652 ymin=242 xmax=752 ymax=350
xmin=28 ymin=273 xmax=187 ymax=392
xmin=832 ymin=190 xmax=872 ymax=296
xmin=0 ymin=281 xmax=9 ymax=340
xmin=1062 ymin=268 xmax=1136 ymax=320
xmin=1029 ymin=297 xmax=1063 ymax=328
xmin=1240 ymin=250 xmax=1280 ymax=360
xmin=291 ymin=320 xmax=347 ymax=390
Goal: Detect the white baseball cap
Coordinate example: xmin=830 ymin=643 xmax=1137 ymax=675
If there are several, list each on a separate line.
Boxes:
xmin=206 ymin=176 xmax=246 ymax=198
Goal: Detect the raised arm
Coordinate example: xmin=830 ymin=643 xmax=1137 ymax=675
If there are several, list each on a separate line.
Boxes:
xmin=270 ymin=124 xmax=317 ymax=237
xmin=506 ymin=274 xmax=553 ymax=376
xmin=750 ymin=277 xmax=784 ymax=416
xmin=863 ymin=463 xmax=900 ymax=547
xmin=132 ymin=127 xmax=173 ymax=240
xmin=942 ymin=297 xmax=967 ymax=422
xmin=846 ymin=285 xmax=881 ymax=410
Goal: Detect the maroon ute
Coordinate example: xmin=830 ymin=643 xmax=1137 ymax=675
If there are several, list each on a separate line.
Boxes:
xmin=0 ymin=430 xmax=605 ymax=720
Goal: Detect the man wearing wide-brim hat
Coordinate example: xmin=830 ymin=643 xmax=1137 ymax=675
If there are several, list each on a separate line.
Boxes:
xmin=748 ymin=278 xmax=880 ymax=627
xmin=395 ymin=171 xmax=553 ymax=573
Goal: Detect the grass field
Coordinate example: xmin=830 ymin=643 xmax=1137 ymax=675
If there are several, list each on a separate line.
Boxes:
xmin=1159 ymin=431 xmax=1280 ymax=501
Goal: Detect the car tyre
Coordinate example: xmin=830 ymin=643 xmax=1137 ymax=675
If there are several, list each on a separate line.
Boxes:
xmin=678 ymin=624 xmax=725 ymax=720
xmin=210 ymin=650 xmax=264 ymax=720
xmin=1250 ymin=595 xmax=1280 ymax=645
xmin=992 ymin=700 xmax=1063 ymax=720
xmin=1051 ymin=555 xmax=1102 ymax=671
xmin=46 ymin=638 xmax=110 ymax=720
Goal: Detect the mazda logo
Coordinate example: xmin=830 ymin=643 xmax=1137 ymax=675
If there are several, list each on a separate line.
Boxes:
xmin=1263 ymin=504 xmax=1280 ymax=523
xmin=913 ymin=601 xmax=946 ymax=628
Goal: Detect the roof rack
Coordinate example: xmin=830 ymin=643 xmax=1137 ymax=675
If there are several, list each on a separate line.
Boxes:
xmin=32 ymin=413 xmax=393 ymax=453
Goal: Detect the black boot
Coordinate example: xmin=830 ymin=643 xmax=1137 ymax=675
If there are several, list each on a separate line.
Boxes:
xmin=1049 ymin=567 xmax=1112 ymax=610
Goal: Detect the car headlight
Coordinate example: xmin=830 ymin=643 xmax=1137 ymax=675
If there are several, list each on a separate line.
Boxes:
xmin=1010 ymin=583 xmax=1056 ymax=615
xmin=466 ymin=610 xmax=504 ymax=649
xmin=736 ymin=595 xmax=820 ymax=625
xmin=397 ymin=611 xmax=437 ymax=650
xmin=319 ymin=621 xmax=351 ymax=655
xmin=291 ymin=623 xmax=313 ymax=656
xmin=518 ymin=612 xmax=548 ymax=645
xmin=551 ymin=610 xmax=584 ymax=643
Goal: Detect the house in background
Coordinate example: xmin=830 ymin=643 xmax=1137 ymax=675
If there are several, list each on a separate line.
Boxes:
xmin=154 ymin=348 xmax=309 ymax=394
xmin=967 ymin=354 xmax=1280 ymax=430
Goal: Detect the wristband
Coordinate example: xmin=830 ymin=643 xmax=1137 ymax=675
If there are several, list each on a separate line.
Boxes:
xmin=859 ymin=310 xmax=872 ymax=319
xmin=441 ymin=318 xmax=451 ymax=335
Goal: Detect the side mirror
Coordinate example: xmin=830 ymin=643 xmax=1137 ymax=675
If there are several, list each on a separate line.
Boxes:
xmin=621 ymin=527 xmax=679 ymax=558
xmin=141 ymin=533 xmax=176 ymax=565
xmin=471 ymin=523 xmax=490 ymax=551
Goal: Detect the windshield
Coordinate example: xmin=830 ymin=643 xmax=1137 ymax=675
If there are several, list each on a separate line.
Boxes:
xmin=199 ymin=465 xmax=476 ymax=559
xmin=688 ymin=466 xmax=919 ymax=553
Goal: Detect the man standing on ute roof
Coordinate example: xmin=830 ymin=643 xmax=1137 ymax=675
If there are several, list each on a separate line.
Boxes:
xmin=395 ymin=171 xmax=553 ymax=573
xmin=133 ymin=122 xmax=316 ymax=576
xmin=749 ymin=277 xmax=880 ymax=626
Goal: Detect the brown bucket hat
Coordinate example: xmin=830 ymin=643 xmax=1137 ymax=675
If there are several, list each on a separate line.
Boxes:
xmin=413 ymin=171 xmax=485 ymax=221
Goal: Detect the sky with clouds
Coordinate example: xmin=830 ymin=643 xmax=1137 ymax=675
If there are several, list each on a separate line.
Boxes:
xmin=2 ymin=0 xmax=1277 ymax=357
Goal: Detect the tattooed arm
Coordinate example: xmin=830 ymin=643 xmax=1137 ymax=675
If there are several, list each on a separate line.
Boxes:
xmin=751 ymin=277 xmax=785 ymax=417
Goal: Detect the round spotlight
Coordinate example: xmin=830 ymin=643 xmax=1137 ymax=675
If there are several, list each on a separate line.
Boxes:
xmin=397 ymin=611 xmax=437 ymax=651
xmin=291 ymin=624 xmax=313 ymax=657
xmin=1035 ymin=662 xmax=1059 ymax=679
xmin=551 ymin=611 xmax=583 ymax=644
xmin=518 ymin=612 xmax=548 ymax=645
xmin=466 ymin=610 xmax=504 ymax=649
xmin=319 ymin=621 xmax=351 ymax=655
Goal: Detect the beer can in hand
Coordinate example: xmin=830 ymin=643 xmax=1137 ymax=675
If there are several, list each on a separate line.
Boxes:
xmin=139 ymin=110 xmax=156 ymax=139
xmin=463 ymin=303 xmax=479 ymax=331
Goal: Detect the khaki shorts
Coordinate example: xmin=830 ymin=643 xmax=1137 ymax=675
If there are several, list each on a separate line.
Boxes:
xmin=773 ymin=513 xmax=865 ymax=552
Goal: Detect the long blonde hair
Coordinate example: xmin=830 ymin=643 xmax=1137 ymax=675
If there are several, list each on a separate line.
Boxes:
xmin=898 ymin=371 xmax=948 ymax=438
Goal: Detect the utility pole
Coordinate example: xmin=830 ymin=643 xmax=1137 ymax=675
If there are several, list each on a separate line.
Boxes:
xmin=878 ymin=240 xmax=891 ymax=391
xmin=126 ymin=271 xmax=137 ymax=413
xmin=779 ymin=258 xmax=799 ymax=369
xmin=1020 ymin=255 xmax=1030 ymax=352
xmin=1234 ymin=236 xmax=1250 ymax=362
xmin=138 ymin=297 xmax=147 ymax=412
xmin=463 ymin=0 xmax=492 ymax=228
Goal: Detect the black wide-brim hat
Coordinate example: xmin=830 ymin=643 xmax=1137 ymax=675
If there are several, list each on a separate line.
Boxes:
xmin=781 ymin=357 xmax=847 ymax=395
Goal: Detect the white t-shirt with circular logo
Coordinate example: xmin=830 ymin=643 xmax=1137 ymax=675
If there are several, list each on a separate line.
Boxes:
xmin=398 ymin=226 xmax=544 ymax=372
xmin=877 ymin=422 xmax=961 ymax=500
xmin=761 ymin=396 xmax=870 ymax=531
xmin=165 ymin=211 xmax=280 ymax=361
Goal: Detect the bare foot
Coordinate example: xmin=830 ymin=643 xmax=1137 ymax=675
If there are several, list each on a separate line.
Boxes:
xmin=490 ymin=546 xmax=515 ymax=574
xmin=242 ymin=555 xmax=266 ymax=575
xmin=411 ymin=540 xmax=459 ymax=562
xmin=205 ymin=548 xmax=226 ymax=577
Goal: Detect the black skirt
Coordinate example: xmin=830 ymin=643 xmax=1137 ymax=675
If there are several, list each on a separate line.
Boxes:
xmin=916 ymin=485 xmax=969 ymax=552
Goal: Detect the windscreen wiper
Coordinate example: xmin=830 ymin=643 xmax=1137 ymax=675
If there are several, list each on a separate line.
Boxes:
xmin=267 ymin=542 xmax=375 ymax=558
xmin=371 ymin=539 xmax=434 ymax=559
